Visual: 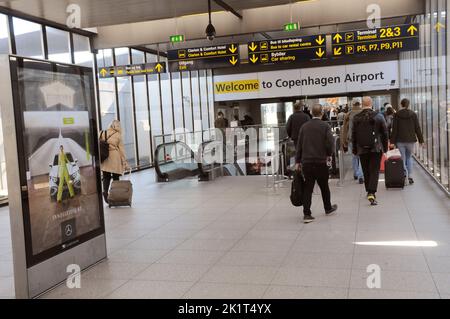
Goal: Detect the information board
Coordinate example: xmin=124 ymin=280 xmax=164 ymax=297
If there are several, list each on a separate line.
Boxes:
xmin=331 ymin=24 xmax=419 ymax=57
xmin=247 ymin=35 xmax=327 ymax=65
xmin=99 ymin=62 xmax=166 ymax=78
xmin=167 ymin=43 xmax=239 ymax=71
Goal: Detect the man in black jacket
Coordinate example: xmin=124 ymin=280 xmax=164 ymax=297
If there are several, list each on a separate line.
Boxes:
xmin=295 ymin=104 xmax=338 ymax=223
xmin=391 ymin=98 xmax=424 ymax=185
xmin=352 ymin=96 xmax=389 ymax=206
xmin=286 ymin=101 xmax=310 ymax=149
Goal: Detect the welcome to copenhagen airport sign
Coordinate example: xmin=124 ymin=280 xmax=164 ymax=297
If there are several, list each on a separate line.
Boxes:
xmin=213 ymin=60 xmax=399 ymax=101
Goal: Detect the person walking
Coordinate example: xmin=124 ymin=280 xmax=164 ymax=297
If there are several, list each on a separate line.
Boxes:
xmin=286 ymin=101 xmax=310 ymax=149
xmin=100 ymin=120 xmax=130 ymax=203
xmin=390 ymin=98 xmax=424 ymax=185
xmin=295 ymin=104 xmax=338 ymax=223
xmin=352 ymin=96 xmax=389 ymax=206
xmin=341 ymin=101 xmax=364 ymax=184
xmin=384 ymin=104 xmax=396 ymax=138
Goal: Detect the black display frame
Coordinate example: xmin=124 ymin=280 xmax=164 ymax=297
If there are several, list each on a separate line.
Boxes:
xmin=8 ymin=56 xmax=105 ymax=268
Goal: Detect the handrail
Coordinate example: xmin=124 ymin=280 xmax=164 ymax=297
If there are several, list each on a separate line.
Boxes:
xmin=154 ymin=140 xmax=199 ymax=182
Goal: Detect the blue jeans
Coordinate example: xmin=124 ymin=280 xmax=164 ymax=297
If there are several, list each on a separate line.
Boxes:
xmin=348 ymin=143 xmax=363 ymax=179
xmin=397 ymin=142 xmax=415 ymax=178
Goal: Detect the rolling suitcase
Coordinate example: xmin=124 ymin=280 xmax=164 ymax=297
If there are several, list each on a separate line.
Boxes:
xmin=108 ymin=174 xmax=133 ymax=207
xmin=385 ymin=157 xmax=405 ymax=189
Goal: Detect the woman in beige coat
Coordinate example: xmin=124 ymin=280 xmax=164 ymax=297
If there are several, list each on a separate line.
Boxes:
xmin=100 ymin=120 xmax=130 ymax=202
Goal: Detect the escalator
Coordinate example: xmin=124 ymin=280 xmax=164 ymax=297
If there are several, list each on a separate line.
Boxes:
xmin=154 ymin=141 xmax=200 ymax=182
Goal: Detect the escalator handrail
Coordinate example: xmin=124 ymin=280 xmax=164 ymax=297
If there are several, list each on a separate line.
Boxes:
xmin=154 ymin=140 xmax=197 ymax=180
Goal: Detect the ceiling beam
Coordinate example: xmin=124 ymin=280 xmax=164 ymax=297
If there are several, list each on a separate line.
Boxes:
xmin=213 ymin=0 xmax=243 ymax=19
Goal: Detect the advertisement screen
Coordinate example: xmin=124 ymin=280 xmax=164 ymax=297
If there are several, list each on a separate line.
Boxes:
xmin=10 ymin=57 xmax=104 ymax=267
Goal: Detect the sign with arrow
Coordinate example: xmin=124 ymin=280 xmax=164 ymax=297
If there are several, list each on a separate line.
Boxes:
xmin=167 ymin=43 xmax=239 ymax=72
xmin=98 ymin=62 xmax=166 ymax=78
xmin=247 ymin=34 xmax=327 ymax=66
xmin=331 ymin=24 xmax=419 ymax=57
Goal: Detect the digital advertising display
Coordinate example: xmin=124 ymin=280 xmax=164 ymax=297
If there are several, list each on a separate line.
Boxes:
xmin=9 ymin=57 xmax=105 ymax=267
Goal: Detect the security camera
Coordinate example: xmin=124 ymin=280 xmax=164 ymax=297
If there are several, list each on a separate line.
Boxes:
xmin=206 ymin=23 xmax=216 ymax=41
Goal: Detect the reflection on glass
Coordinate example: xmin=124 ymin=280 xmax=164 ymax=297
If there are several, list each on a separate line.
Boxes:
xmin=99 ymin=78 xmax=117 ymax=130
xmin=73 ymin=33 xmax=92 ymax=67
xmin=13 ymin=17 xmax=44 ymax=59
xmin=182 ymin=72 xmax=193 ymax=132
xmin=116 ymin=77 xmax=136 ymax=167
xmin=160 ymin=72 xmax=174 ymax=135
xmin=134 ymin=75 xmax=151 ymax=166
xmin=46 ymin=27 xmax=71 ymax=63
xmin=0 ymin=14 xmax=9 ymax=54
xmin=172 ymin=72 xmax=184 ymax=131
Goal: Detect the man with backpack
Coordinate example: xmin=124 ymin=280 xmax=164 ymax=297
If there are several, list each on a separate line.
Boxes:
xmin=352 ymin=97 xmax=389 ymax=206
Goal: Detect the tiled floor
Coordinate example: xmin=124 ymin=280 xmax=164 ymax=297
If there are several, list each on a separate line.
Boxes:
xmin=0 ymin=161 xmax=449 ymax=299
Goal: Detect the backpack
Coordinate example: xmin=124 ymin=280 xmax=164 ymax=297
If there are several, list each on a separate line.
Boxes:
xmin=355 ymin=111 xmax=377 ymax=150
xmin=99 ymin=131 xmax=115 ymax=163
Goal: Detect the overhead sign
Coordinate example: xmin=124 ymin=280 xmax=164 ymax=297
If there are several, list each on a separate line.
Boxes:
xmin=213 ymin=60 xmax=399 ymax=101
xmin=331 ymin=24 xmax=419 ymax=57
xmin=283 ymin=22 xmax=299 ymax=31
xmin=247 ymin=34 xmax=326 ymax=65
xmin=99 ymin=62 xmax=166 ymax=78
xmin=167 ymin=43 xmax=239 ymax=72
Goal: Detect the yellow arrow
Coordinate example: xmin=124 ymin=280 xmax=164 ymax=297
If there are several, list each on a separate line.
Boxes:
xmin=333 ymin=33 xmax=343 ymax=43
xmin=249 ymin=54 xmax=258 ymax=64
xmin=408 ymin=24 xmax=418 ymax=35
xmin=229 ymin=56 xmax=238 ymax=66
xmin=100 ymin=68 xmax=107 ymax=77
xmin=229 ymin=44 xmax=237 ymax=54
xmin=315 ymin=48 xmax=325 ymax=58
xmin=435 ymin=22 xmax=445 ymax=33
xmin=316 ymin=35 xmax=325 ymax=46
xmin=155 ymin=63 xmax=163 ymax=72
xmin=248 ymin=42 xmax=258 ymax=52
xmin=333 ymin=47 xmax=342 ymax=56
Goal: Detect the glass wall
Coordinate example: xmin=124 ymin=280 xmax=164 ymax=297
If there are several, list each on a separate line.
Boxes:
xmin=399 ymin=0 xmax=450 ymax=192
xmin=0 ymin=14 xmax=8 ymax=54
xmin=13 ymin=17 xmax=44 ymax=59
xmin=95 ymin=48 xmax=215 ymax=169
xmin=46 ymin=26 xmax=71 ymax=63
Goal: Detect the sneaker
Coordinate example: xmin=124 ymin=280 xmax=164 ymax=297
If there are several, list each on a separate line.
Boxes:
xmin=359 ymin=178 xmax=364 ymax=184
xmin=408 ymin=178 xmax=414 ymax=185
xmin=367 ymin=193 xmax=378 ymax=206
xmin=303 ymin=215 xmax=315 ymax=224
xmin=325 ymin=204 xmax=338 ymax=215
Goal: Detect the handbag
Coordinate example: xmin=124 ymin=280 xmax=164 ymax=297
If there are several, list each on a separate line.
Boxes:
xmin=290 ymin=170 xmax=305 ymax=207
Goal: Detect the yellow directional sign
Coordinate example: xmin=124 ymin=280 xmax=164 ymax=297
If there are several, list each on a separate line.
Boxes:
xmin=408 ymin=24 xmax=418 ymax=35
xmin=98 ymin=62 xmax=166 ymax=78
xmin=331 ymin=24 xmax=419 ymax=57
xmin=316 ymin=35 xmax=325 ymax=45
xmin=155 ymin=63 xmax=163 ymax=72
xmin=435 ymin=22 xmax=445 ymax=33
xmin=249 ymin=42 xmax=258 ymax=52
xmin=229 ymin=56 xmax=238 ymax=65
xmin=249 ymin=54 xmax=259 ymax=64
xmin=333 ymin=33 xmax=343 ymax=43
xmin=168 ymin=43 xmax=239 ymax=71
xmin=247 ymin=34 xmax=327 ymax=65
xmin=333 ymin=47 xmax=342 ymax=56
xmin=315 ymin=48 xmax=325 ymax=58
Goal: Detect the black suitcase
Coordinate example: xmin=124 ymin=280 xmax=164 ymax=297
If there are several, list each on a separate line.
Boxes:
xmin=385 ymin=157 xmax=405 ymax=189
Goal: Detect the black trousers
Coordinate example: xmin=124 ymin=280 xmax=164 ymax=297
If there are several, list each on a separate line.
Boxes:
xmin=302 ymin=162 xmax=332 ymax=216
xmin=359 ymin=152 xmax=382 ymax=194
xmin=102 ymin=171 xmax=120 ymax=195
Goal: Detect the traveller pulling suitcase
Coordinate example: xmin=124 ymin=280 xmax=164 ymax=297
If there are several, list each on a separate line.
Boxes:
xmin=108 ymin=170 xmax=133 ymax=208
xmin=385 ymin=156 xmax=405 ymax=189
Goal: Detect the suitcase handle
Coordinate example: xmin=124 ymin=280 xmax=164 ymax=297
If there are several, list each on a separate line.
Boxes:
xmin=123 ymin=169 xmax=132 ymax=181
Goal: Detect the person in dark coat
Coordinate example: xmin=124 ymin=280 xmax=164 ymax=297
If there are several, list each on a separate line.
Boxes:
xmin=391 ymin=98 xmax=424 ymax=185
xmin=286 ymin=101 xmax=310 ymax=149
xmin=295 ymin=103 xmax=338 ymax=224
xmin=352 ymin=97 xmax=389 ymax=206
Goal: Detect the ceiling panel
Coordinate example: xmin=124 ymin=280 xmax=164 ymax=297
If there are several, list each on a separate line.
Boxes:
xmin=0 ymin=0 xmax=304 ymax=28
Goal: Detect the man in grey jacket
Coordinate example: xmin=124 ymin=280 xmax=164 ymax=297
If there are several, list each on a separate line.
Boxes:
xmin=352 ymin=97 xmax=389 ymax=206
xmin=295 ymin=104 xmax=338 ymax=223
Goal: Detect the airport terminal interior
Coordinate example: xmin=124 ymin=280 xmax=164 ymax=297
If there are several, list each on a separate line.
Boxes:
xmin=0 ymin=0 xmax=449 ymax=300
